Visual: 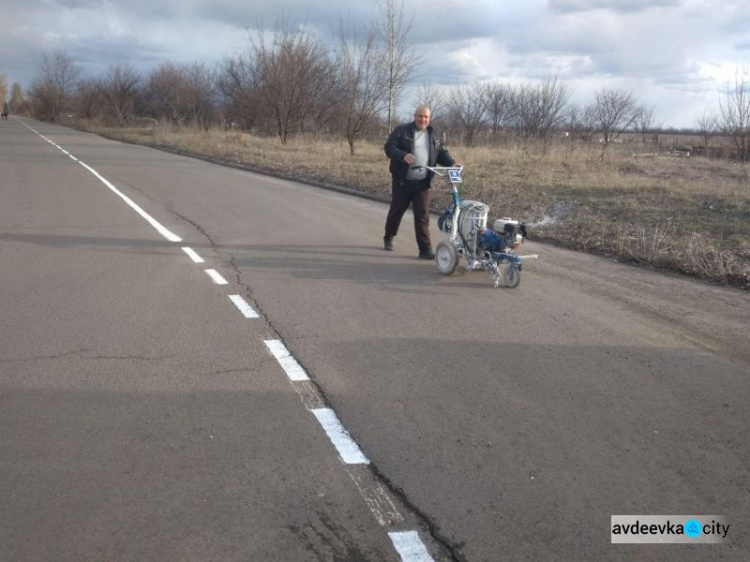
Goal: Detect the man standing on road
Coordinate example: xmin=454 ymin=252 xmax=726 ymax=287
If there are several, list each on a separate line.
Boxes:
xmin=383 ymin=105 xmax=456 ymax=259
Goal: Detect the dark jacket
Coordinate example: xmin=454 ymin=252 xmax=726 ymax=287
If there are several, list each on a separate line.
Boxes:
xmin=384 ymin=122 xmax=455 ymax=185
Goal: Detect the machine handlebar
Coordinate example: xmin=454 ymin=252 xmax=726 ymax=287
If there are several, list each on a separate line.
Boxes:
xmin=422 ymin=165 xmax=463 ymax=178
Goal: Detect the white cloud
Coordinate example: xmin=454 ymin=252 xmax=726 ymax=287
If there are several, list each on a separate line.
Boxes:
xmin=548 ymin=0 xmax=680 ymax=14
xmin=1 ymin=0 xmax=749 ymax=127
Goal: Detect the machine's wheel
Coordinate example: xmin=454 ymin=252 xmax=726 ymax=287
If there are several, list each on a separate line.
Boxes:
xmin=503 ymin=265 xmax=521 ymax=288
xmin=436 ymin=240 xmax=459 ymax=275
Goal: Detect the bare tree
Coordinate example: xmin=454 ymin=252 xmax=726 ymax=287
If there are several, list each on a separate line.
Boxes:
xmin=377 ymin=0 xmax=422 ymax=132
xmin=534 ymin=77 xmax=571 ymax=150
xmin=308 ymin=74 xmax=342 ymax=137
xmin=412 ymin=82 xmax=446 ymax=124
xmin=633 ymin=104 xmax=657 ymax=144
xmin=485 ymin=81 xmax=511 ymax=143
xmin=719 ymin=66 xmax=750 ymax=162
xmin=0 ymin=73 xmax=7 ymax=105
xmin=216 ymin=54 xmax=263 ymax=131
xmin=75 ymin=78 xmax=101 ymax=120
xmin=589 ymin=87 xmax=639 ymax=161
xmin=506 ymin=78 xmax=570 ymax=152
xmin=338 ymin=22 xmax=388 ymax=154
xmin=566 ymin=103 xmax=597 ymax=144
xmin=99 ymin=63 xmax=141 ymax=125
xmin=147 ymin=61 xmax=188 ymax=128
xmin=252 ymin=22 xmax=336 ymax=144
xmin=27 ymin=50 xmax=81 ymax=121
xmin=183 ymin=62 xmax=216 ymax=131
xmin=446 ymin=82 xmax=489 ymax=146
xmin=695 ymin=109 xmax=719 ymax=149
xmin=9 ymin=83 xmax=27 ymax=115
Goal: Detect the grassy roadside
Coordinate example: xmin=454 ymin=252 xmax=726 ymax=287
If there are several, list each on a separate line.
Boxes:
xmin=89 ymin=125 xmax=750 ymax=289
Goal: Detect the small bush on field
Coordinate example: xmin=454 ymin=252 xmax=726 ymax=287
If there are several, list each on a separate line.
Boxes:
xmin=87 ymin=124 xmax=750 ymax=288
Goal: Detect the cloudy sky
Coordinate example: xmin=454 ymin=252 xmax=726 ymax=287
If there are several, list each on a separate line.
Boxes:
xmin=1 ymin=0 xmax=749 ymax=128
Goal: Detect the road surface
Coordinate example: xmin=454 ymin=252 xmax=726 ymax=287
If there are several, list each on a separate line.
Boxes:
xmin=1 ymin=118 xmax=748 ymax=561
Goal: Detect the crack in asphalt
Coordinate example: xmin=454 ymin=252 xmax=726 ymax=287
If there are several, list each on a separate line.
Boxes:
xmin=269 ymin=345 xmax=465 ymax=561
xmin=166 ymin=206 xmax=465 ymax=561
xmin=211 ymin=368 xmax=254 ymax=376
xmin=0 ymin=348 xmax=91 ymax=365
xmin=88 ymin=354 xmax=178 ymax=361
xmin=0 ymin=350 xmax=175 ymax=365
xmin=371 ymin=465 xmax=466 ymax=561
xmin=167 ymin=206 xmax=284 ymax=338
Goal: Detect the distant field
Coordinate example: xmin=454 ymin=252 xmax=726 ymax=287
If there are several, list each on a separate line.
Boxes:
xmin=91 ymin=125 xmax=749 ymax=288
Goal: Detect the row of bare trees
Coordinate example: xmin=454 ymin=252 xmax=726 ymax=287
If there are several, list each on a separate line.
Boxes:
xmin=18 ymin=15 xmax=750 ymax=161
xmin=439 ymin=78 xmax=575 ymax=149
xmin=215 ymin=2 xmax=421 ymax=154
xmin=22 ymin=43 xmax=653 ymax=161
xmin=416 ymin=79 xmax=655 ymax=160
xmin=25 ymin=51 xmax=217 ymax=130
xmin=23 ymin=1 xmax=419 ymax=155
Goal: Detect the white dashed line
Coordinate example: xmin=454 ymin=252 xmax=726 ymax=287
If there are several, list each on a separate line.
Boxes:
xmin=22 ymin=120 xmax=437 ymax=561
xmin=388 ymin=531 xmax=434 ymax=562
xmin=311 ymin=408 xmax=370 ymax=465
xmin=263 ymin=340 xmax=310 ymax=382
xmin=228 ymin=295 xmax=259 ymax=319
xmin=205 ymin=269 xmax=229 ymax=285
xmin=182 ymin=246 xmax=205 ymax=263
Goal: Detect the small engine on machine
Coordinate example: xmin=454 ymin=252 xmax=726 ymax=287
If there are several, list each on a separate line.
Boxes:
xmin=477 ymin=218 xmax=528 ymax=253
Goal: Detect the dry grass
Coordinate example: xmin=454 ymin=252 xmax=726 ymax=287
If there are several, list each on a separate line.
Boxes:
xmin=90 ymin=124 xmax=750 ymax=288
xmin=103 ymin=126 xmax=394 ymax=198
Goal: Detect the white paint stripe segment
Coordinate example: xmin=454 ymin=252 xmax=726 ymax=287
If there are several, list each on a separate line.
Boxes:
xmin=22 ymin=122 xmax=180 ymax=242
xmin=311 ymin=408 xmax=370 ymax=465
xmin=205 ymin=269 xmax=228 ymax=285
xmin=77 ymin=161 xmax=182 ymax=242
xmin=228 ymin=295 xmax=259 ymax=319
xmin=388 ymin=532 xmax=434 ymax=562
xmin=263 ymin=340 xmax=310 ymax=382
xmin=181 ymin=246 xmax=205 ymax=263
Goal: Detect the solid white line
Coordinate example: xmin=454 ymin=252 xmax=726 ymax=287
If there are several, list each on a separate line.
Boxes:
xmin=22 ymin=124 xmax=182 ymax=242
xmin=181 ymin=246 xmax=205 ymax=263
xmin=263 ymin=340 xmax=310 ymax=381
xmin=228 ymin=295 xmax=259 ymax=319
xmin=311 ymin=408 xmax=370 ymax=465
xmin=388 ymin=531 xmax=434 ymax=562
xmin=205 ymin=269 xmax=228 ymax=285
xmin=76 ymin=161 xmax=182 ymax=242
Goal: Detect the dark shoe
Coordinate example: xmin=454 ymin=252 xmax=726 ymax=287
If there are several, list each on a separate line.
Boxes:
xmin=418 ymin=250 xmax=435 ymax=260
xmin=383 ymin=237 xmax=394 ymax=251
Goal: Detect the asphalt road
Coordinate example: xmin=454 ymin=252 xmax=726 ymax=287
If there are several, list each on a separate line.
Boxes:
xmin=1 ymin=118 xmax=748 ymax=562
